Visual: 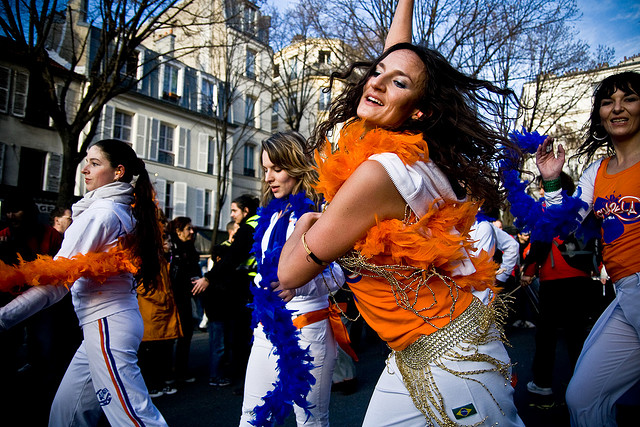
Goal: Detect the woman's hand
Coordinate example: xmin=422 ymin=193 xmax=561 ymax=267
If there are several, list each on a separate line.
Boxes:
xmin=520 ymin=275 xmax=534 ymax=287
xmin=192 ymin=277 xmax=209 ymax=295
xmin=271 ymin=281 xmax=295 ymax=303
xmin=535 ymin=137 xmax=564 ymax=181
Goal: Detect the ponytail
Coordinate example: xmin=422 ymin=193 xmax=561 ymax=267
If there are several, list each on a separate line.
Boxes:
xmin=93 ymin=139 xmax=163 ymax=293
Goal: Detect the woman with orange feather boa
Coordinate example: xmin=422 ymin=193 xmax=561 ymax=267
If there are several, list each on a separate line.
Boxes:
xmin=277 ymin=0 xmax=524 ymax=425
xmin=0 ymin=139 xmax=168 ymax=426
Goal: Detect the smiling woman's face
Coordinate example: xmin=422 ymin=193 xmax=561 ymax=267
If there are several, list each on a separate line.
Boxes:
xmin=599 ymin=88 xmax=640 ymax=143
xmin=357 ymin=49 xmax=426 ymax=130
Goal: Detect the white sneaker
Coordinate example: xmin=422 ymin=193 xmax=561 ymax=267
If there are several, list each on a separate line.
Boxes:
xmin=527 ymin=381 xmax=552 ymax=396
xmin=162 ymin=385 xmax=178 ymax=395
xmin=149 ymin=389 xmax=164 ymax=398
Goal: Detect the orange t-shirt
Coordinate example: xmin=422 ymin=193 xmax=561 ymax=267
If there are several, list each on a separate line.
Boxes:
xmin=593 ymin=158 xmax=640 ymax=282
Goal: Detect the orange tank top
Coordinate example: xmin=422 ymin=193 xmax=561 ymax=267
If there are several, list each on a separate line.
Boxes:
xmin=593 ymin=158 xmax=640 ymax=282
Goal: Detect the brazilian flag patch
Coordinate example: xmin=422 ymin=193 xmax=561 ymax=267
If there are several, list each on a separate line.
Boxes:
xmin=452 ymin=403 xmax=477 ymax=420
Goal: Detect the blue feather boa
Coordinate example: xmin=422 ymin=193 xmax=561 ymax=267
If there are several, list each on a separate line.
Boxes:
xmin=503 ymin=128 xmax=595 ymax=243
xmin=248 ymin=192 xmax=318 ymax=426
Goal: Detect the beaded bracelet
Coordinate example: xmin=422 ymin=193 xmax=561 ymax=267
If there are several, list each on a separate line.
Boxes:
xmin=543 ymin=177 xmax=562 ymax=192
xmin=301 ymin=232 xmax=328 ymax=266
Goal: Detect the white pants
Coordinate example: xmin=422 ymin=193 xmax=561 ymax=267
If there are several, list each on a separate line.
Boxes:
xmin=566 ymin=272 xmax=640 ymax=426
xmin=363 ymin=340 xmax=523 ymax=426
xmin=49 ymin=309 xmax=167 ymax=426
xmin=240 ymin=319 xmax=338 ymax=426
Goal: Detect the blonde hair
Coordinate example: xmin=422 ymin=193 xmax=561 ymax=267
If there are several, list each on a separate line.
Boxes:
xmin=260 ymin=131 xmax=320 ymax=207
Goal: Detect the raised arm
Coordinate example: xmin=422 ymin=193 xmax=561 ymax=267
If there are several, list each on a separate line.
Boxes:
xmin=384 ymin=0 xmax=414 ymax=51
xmin=278 ymin=160 xmax=406 ymax=289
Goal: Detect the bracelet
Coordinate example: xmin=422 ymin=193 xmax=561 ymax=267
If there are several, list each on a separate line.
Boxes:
xmin=543 ymin=177 xmax=562 ymax=192
xmin=301 ymin=232 xmax=328 ymax=266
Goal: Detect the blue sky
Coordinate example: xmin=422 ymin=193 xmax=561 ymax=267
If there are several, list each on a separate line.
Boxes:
xmin=576 ymin=0 xmax=640 ymax=63
xmin=268 ymin=0 xmax=640 ymax=64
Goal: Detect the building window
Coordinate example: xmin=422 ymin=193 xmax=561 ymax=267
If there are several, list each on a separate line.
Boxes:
xmin=290 ymin=58 xmax=298 ymax=79
xmin=243 ymin=7 xmax=256 ymax=33
xmin=271 ymin=100 xmax=279 ymax=131
xmin=163 ymin=64 xmax=180 ymax=101
xmin=113 ymin=110 xmax=133 ymax=143
xmin=201 ymin=78 xmax=217 ymax=116
xmin=243 ymin=144 xmax=255 ymax=177
xmin=164 ymin=181 xmax=174 ymax=219
xmin=246 ymin=49 xmax=256 ymax=79
xmin=158 ymin=123 xmax=175 ymax=165
xmin=245 ymin=96 xmax=256 ymax=128
xmin=273 ymin=64 xmax=280 ymax=78
xmin=319 ymin=88 xmax=331 ymax=111
xmin=318 ymin=50 xmax=331 ymax=65
xmin=120 ymin=50 xmax=140 ymax=79
xmin=0 ymin=66 xmax=9 ymax=113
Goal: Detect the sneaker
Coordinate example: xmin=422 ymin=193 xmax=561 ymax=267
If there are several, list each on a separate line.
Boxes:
xmin=527 ymin=381 xmax=553 ymax=396
xmin=149 ymin=389 xmax=164 ymax=398
xmin=522 ymin=320 xmax=536 ymax=328
xmin=162 ymin=385 xmax=178 ymax=395
xmin=209 ymin=377 xmax=231 ymax=387
xmin=511 ymin=320 xmax=523 ymax=328
xmin=178 ymin=376 xmax=196 ymax=384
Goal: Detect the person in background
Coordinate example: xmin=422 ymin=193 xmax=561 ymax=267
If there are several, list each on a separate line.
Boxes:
xmin=470 ymin=212 xmax=519 ymax=304
xmin=50 ymin=206 xmax=73 ymax=235
xmin=138 ymin=213 xmax=182 ymax=398
xmin=168 ymin=216 xmax=201 ymax=384
xmin=0 ymin=139 xmax=168 ymax=425
xmin=193 ymin=194 xmax=259 ymax=389
xmin=536 ymin=71 xmax=640 ymax=425
xmin=202 ymin=223 xmax=238 ymax=388
xmin=277 ymin=0 xmax=523 ymax=424
xmin=520 ymin=172 xmax=596 ymax=406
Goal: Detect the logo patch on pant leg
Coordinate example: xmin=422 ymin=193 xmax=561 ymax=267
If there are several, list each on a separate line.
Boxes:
xmin=452 ymin=403 xmax=477 ymax=419
xmin=96 ymin=388 xmax=112 ymax=406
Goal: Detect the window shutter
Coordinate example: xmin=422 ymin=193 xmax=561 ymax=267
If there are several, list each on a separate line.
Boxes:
xmin=0 ymin=66 xmax=9 ymax=113
xmin=177 ymin=127 xmax=189 ymax=168
xmin=43 ymin=152 xmax=63 ymax=192
xmin=174 ymin=182 xmax=187 ymax=217
xmin=12 ymin=70 xmax=29 ymax=117
xmin=195 ymin=188 xmax=205 ymax=227
xmin=148 ymin=118 xmax=159 ymax=161
xmin=197 ymin=134 xmax=208 ymax=172
xmin=155 ymin=178 xmax=166 ymax=211
xmin=135 ymin=114 xmax=147 ymax=157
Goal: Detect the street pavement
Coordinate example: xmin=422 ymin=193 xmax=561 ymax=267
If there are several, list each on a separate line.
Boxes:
xmin=154 ymin=325 xmax=574 ymax=426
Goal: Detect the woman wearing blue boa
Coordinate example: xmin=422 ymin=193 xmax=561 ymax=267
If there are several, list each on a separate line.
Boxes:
xmin=239 ymin=132 xmax=345 ymax=427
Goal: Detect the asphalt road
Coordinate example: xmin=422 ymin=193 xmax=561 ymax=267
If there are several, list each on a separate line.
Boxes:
xmin=153 ymin=325 xmax=573 ymax=427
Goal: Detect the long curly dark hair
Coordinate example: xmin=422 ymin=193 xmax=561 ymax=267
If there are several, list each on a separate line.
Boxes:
xmin=310 ymin=43 xmax=520 ymax=212
xmin=575 ymin=71 xmax=640 ymax=164
xmin=93 ymin=139 xmax=163 ymax=293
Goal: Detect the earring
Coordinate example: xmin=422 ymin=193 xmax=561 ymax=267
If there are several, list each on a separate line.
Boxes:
xmin=592 ymin=125 xmax=608 ymax=141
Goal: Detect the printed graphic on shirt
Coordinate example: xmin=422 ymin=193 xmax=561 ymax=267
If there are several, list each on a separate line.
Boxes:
xmin=452 ymin=403 xmax=477 ymax=419
xmin=96 ymin=388 xmax=112 ymax=406
xmin=593 ymin=193 xmax=640 ymax=244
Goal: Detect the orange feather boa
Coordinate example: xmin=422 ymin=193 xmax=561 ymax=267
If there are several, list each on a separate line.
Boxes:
xmin=0 ymin=239 xmax=140 ymax=293
xmin=315 ymin=121 xmax=498 ymax=293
